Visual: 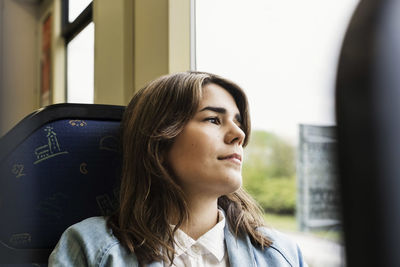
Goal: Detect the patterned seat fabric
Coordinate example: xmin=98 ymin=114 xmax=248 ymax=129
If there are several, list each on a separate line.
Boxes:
xmin=0 ymin=104 xmax=124 ymax=266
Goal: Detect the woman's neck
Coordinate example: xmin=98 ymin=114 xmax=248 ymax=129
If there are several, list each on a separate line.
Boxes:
xmin=179 ymin=196 xmax=219 ymax=240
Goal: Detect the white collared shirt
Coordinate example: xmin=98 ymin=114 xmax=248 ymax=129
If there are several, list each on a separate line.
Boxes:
xmin=165 ymin=209 xmax=229 ymax=267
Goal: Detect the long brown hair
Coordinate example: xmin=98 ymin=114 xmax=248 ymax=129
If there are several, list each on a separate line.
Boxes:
xmin=107 ymin=71 xmax=272 ymax=264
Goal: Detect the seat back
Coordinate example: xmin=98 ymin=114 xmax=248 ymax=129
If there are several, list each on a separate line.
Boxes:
xmin=0 ymin=104 xmax=125 ymax=265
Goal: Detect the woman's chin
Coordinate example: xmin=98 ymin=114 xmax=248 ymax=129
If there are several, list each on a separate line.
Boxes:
xmin=220 ymin=176 xmax=242 ymax=195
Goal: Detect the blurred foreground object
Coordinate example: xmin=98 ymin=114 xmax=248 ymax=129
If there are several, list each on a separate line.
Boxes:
xmin=336 ymin=0 xmax=400 ymax=266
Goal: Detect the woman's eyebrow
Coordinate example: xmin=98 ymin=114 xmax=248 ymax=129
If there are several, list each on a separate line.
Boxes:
xmin=199 ymin=106 xmax=226 ymax=114
xmin=199 ymin=106 xmax=242 ymax=123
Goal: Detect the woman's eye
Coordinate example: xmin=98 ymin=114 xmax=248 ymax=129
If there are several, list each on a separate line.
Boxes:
xmin=205 ymin=117 xmax=220 ymax=124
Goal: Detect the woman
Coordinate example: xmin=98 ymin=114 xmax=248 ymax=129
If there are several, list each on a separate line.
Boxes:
xmin=49 ymin=71 xmax=306 ymax=266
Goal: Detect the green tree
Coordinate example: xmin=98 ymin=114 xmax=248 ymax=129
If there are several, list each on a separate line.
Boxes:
xmin=243 ymin=130 xmax=296 ymax=214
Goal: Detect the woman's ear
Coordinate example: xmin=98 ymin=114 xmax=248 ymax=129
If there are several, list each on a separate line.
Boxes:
xmin=160 ymin=141 xmax=173 ymax=165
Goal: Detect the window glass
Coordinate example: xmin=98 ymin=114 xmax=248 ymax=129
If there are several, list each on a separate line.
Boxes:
xmin=68 ymin=0 xmax=92 ymax=22
xmin=67 ymin=22 xmax=94 ymax=104
xmin=195 ymin=0 xmax=359 ymax=266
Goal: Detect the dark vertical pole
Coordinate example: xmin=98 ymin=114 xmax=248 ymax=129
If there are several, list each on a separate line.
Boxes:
xmin=61 ymin=0 xmax=69 ymax=102
xmin=336 ymin=0 xmax=400 ymax=266
xmin=61 ymin=0 xmax=69 ymax=30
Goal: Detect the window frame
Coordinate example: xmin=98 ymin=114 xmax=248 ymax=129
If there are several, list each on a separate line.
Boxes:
xmin=61 ymin=0 xmax=93 ymax=44
xmin=61 ymin=0 xmax=93 ymax=103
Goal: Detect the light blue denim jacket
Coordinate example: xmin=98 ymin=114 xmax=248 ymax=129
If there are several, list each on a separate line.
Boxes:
xmin=49 ymin=216 xmax=307 ymax=267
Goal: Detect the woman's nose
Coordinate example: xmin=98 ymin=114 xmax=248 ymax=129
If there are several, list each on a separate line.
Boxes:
xmin=224 ymin=122 xmax=245 ymax=146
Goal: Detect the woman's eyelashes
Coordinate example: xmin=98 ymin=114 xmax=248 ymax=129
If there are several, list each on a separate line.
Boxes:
xmin=204 ymin=116 xmax=243 ymax=129
xmin=204 ymin=116 xmax=221 ymax=125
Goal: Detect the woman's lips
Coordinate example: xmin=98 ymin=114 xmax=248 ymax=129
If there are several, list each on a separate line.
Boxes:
xmin=218 ymin=153 xmax=242 ymax=165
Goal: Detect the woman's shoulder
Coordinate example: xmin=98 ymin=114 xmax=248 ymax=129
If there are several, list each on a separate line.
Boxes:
xmin=64 ymin=216 xmax=114 ymax=240
xmin=49 ymin=216 xmax=139 ymax=267
xmin=61 ymin=216 xmax=118 ymax=251
xmin=255 ymin=227 xmax=307 ymax=267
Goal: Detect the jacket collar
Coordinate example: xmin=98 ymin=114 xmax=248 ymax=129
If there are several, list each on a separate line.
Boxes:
xmin=223 ymin=211 xmax=257 ymax=267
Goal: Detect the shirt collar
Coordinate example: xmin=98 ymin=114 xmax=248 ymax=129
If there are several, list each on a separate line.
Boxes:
xmin=172 ymin=209 xmax=226 ymax=262
xmin=197 ymin=209 xmax=226 ymax=261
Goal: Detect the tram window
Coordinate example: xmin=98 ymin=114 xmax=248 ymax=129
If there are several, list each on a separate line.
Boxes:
xmin=195 ymin=0 xmax=358 ymax=266
xmin=67 ymin=23 xmax=94 ymax=104
xmin=62 ymin=0 xmax=94 ymax=104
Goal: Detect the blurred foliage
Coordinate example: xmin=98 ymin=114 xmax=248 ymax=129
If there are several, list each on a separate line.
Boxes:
xmin=243 ymin=130 xmax=296 ymax=214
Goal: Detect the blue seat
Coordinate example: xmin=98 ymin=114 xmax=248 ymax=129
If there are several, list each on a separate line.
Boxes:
xmin=0 ymin=103 xmax=125 ymax=266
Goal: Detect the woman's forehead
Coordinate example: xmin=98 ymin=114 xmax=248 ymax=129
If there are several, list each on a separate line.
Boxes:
xmin=199 ymin=83 xmax=240 ymax=113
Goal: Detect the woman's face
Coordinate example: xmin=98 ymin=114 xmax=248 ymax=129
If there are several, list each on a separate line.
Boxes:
xmin=167 ymin=83 xmax=245 ymax=199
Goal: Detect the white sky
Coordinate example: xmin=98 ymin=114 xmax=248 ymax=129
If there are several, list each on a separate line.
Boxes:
xmin=195 ymin=0 xmax=359 ymax=143
xmin=68 ymin=0 xmax=92 ymax=22
xmin=67 ymin=0 xmax=94 ymax=104
xmin=67 ymin=22 xmax=94 ymax=104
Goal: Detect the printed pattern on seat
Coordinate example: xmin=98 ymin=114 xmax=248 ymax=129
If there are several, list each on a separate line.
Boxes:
xmin=0 ymin=118 xmax=122 ymax=263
